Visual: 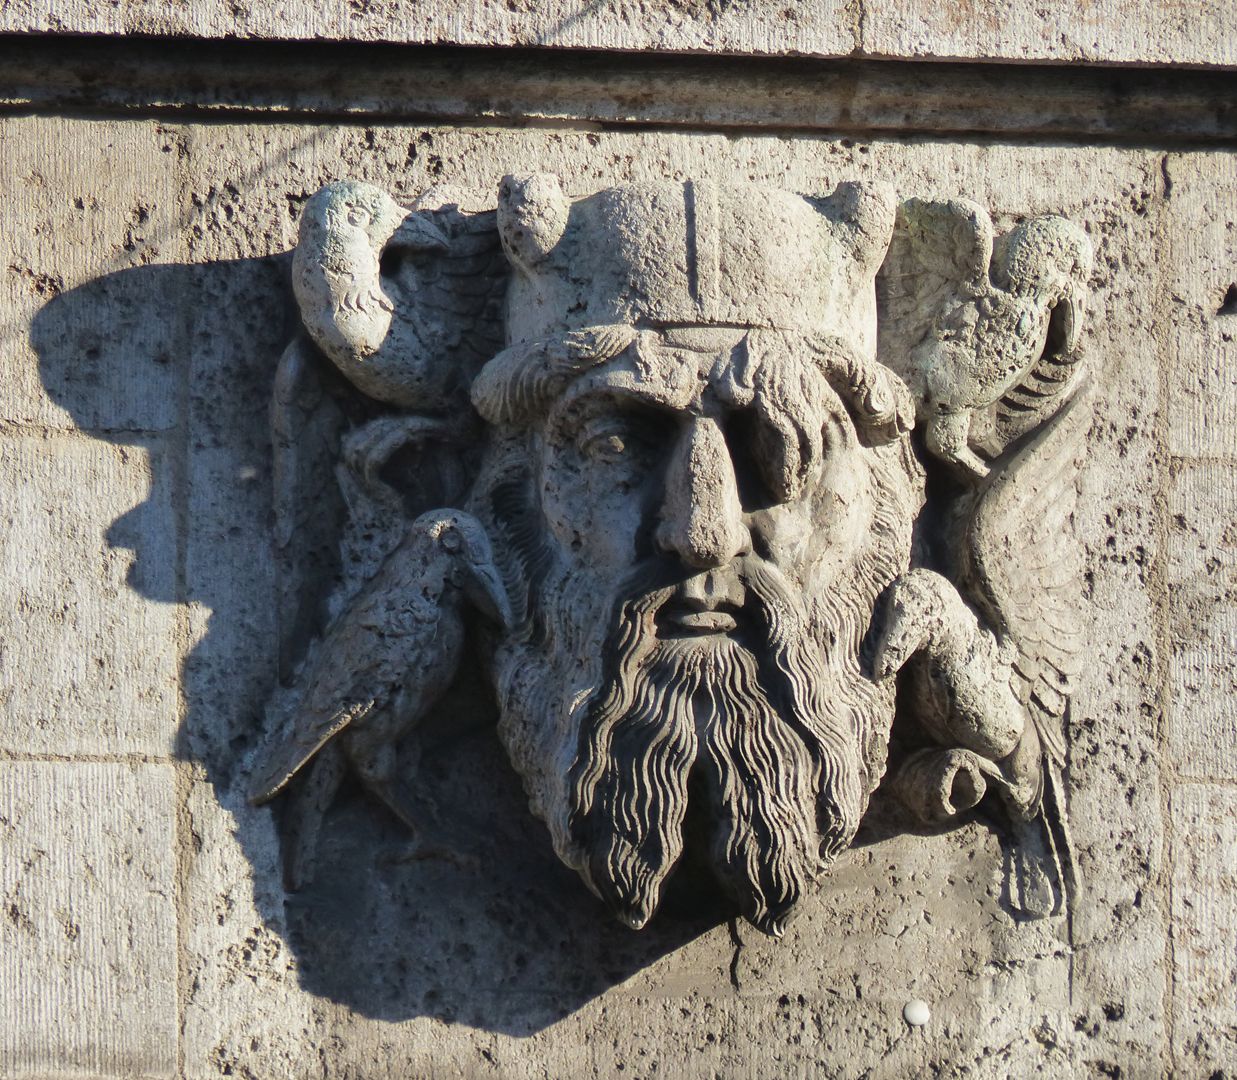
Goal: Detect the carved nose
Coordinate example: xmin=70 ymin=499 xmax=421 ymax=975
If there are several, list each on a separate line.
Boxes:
xmin=655 ymin=416 xmax=751 ymax=570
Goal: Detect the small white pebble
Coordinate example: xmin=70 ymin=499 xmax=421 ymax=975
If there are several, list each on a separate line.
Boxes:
xmin=903 ymin=999 xmax=931 ymax=1027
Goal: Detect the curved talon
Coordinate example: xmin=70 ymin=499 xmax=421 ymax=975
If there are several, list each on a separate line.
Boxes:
xmin=342 ymin=415 xmax=453 ymax=492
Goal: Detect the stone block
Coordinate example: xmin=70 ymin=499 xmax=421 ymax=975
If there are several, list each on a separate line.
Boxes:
xmin=0 ymin=762 xmax=177 ymax=1079
xmin=1162 ymin=152 xmax=1237 ymax=461
xmin=1 ymin=115 xmax=186 ymax=434
xmin=1168 ymin=461 xmax=1237 ymax=781
xmin=181 ymin=445 xmax=278 ymax=780
xmin=1 ymin=1 xmax=856 ymax=57
xmin=163 ymin=125 xmax=1174 ymax=1076
xmin=4 ymin=1 xmax=1236 ymax=67
xmin=0 ymin=434 xmax=179 ymax=757
xmin=181 ymin=780 xmax=318 ymax=1080
xmin=861 ymin=0 xmax=1237 ymax=67
xmin=1171 ymin=784 xmax=1237 ymax=1073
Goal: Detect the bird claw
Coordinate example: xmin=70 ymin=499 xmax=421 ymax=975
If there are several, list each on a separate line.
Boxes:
xmin=381 ymin=837 xmax=482 ymax=873
xmin=342 ymin=415 xmax=452 ymax=492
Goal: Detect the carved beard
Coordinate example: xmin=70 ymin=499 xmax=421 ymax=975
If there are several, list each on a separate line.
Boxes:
xmin=566 ymin=560 xmax=866 ymax=937
xmin=477 ymin=433 xmax=918 ymax=935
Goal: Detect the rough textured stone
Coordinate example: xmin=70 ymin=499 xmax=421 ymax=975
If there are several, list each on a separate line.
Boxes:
xmin=2 ymin=1 xmax=1235 ymax=67
xmin=1168 ymin=462 xmax=1237 ymax=782
xmin=167 ymin=125 xmax=1176 ymax=1074
xmin=182 ymin=780 xmax=319 ymax=1080
xmin=1 ymin=115 xmax=185 ymax=433
xmin=0 ymin=434 xmax=179 ymax=756
xmin=1171 ymin=784 xmax=1237 ymax=1073
xmin=0 ymin=763 xmax=178 ymax=1078
xmin=861 ymin=0 xmax=1237 ymax=67
xmin=0 ymin=88 xmax=1231 ymax=1079
xmin=1162 ymin=152 xmax=1237 ymax=460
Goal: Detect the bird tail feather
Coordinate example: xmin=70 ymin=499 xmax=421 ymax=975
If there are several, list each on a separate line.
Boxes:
xmin=1006 ymin=760 xmax=1077 ymax=920
xmin=282 ymin=743 xmax=346 ymax=892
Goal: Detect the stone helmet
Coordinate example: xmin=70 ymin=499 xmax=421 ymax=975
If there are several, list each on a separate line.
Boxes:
xmin=496 ymin=173 xmax=896 ymax=357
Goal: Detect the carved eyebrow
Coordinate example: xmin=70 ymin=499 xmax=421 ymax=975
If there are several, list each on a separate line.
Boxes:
xmin=470 ymin=325 xmax=639 ymax=427
xmin=555 ymin=365 xmax=697 ymax=416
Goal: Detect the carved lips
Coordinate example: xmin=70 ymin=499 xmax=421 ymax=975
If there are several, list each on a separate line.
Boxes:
xmin=656 ymin=569 xmax=746 ymax=637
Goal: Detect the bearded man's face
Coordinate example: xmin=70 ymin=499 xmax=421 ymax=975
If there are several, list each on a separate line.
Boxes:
xmin=479 ymin=326 xmax=918 ymax=935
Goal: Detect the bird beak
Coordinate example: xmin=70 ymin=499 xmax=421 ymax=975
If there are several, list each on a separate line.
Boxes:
xmin=463 ymin=560 xmax=514 ymax=630
xmin=388 ymin=211 xmax=450 ymax=254
xmin=1056 ymin=288 xmax=1084 ymax=354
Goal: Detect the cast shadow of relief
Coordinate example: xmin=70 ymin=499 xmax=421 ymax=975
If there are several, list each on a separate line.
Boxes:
xmin=31 ymin=179 xmax=1090 ymax=1034
xmin=30 ymin=257 xmax=749 ymax=1034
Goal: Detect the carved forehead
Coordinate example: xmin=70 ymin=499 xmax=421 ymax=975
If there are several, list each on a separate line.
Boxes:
xmin=548 ymin=328 xmax=851 ymax=428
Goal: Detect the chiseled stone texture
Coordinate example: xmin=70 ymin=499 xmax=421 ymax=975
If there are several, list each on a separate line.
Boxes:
xmin=0 ymin=762 xmax=178 ymax=1078
xmin=1 ymin=110 xmax=1233 ymax=1077
xmin=1167 ymin=462 xmax=1237 ymax=783
xmin=1171 ymin=784 xmax=1237 ymax=1072
xmin=0 ymin=115 xmax=185 ymax=433
xmin=1162 ymin=153 xmax=1237 ymax=460
xmin=1 ymin=0 xmax=1235 ymax=66
xmin=0 ymin=434 xmax=180 ymax=756
xmin=860 ymin=0 xmax=1237 ymax=67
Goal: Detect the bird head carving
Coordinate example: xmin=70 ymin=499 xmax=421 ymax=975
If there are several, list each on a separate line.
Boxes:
xmin=497 ymin=172 xmax=571 ymax=271
xmin=417 ymin=510 xmax=514 ymax=629
xmin=997 ymin=216 xmax=1093 ymax=350
xmin=300 ymin=181 xmax=401 ymax=255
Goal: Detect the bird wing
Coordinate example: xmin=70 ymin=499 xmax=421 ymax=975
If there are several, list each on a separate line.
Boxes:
xmin=249 ymin=549 xmax=447 ymax=804
xmin=877 ymin=198 xmax=995 ymax=387
xmin=965 ymin=382 xmax=1092 ymax=772
xmin=988 ymin=309 xmax=1087 ymax=456
xmin=270 ymin=336 xmax=352 ymax=683
xmin=248 ymin=690 xmax=377 ymax=806
xmin=386 ymin=202 xmax=508 ymax=393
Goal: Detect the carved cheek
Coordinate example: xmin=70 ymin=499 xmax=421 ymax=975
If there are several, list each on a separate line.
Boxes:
xmin=535 ymin=437 xmax=649 ymax=571
xmin=802 ymin=446 xmax=874 ymax=587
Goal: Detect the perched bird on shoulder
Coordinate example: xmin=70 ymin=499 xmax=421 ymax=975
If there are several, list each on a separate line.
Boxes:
xmin=248 ymin=509 xmax=513 ymax=890
xmin=878 ymin=199 xmax=1092 ymax=477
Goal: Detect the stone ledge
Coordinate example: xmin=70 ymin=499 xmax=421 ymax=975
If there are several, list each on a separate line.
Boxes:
xmin=1 ymin=38 xmax=1236 ymax=144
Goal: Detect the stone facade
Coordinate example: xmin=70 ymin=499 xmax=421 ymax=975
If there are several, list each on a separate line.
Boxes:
xmin=0 ymin=13 xmax=1234 ymax=1079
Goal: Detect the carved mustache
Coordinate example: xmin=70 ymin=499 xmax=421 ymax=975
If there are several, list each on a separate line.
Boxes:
xmin=590 ymin=555 xmax=807 ymax=645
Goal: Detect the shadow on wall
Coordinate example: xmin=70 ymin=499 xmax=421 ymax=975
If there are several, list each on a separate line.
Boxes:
xmin=30 ymin=257 xmax=723 ymax=1035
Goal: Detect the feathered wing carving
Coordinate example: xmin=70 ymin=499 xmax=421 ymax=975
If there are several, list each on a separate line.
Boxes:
xmin=872 ymin=192 xmax=1095 ymax=919
xmin=877 ymin=198 xmax=1091 ymax=477
xmin=875 ymin=378 xmax=1091 ymax=918
xmin=967 ymin=381 xmax=1091 ymax=778
xmin=963 ymin=381 xmax=1093 ymax=916
xmin=261 ymin=185 xmax=512 ymax=885
xmin=273 ymin=189 xmax=509 ymax=674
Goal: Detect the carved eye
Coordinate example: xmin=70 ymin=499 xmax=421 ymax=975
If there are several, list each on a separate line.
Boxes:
xmin=583 ymin=430 xmax=628 ymax=463
xmin=578 ymin=416 xmax=642 ymax=464
xmin=347 ymin=205 xmax=372 ymax=228
xmin=440 ymin=528 xmax=462 ymax=553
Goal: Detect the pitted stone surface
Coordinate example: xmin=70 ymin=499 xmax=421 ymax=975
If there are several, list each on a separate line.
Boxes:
xmin=0 ymin=115 xmax=185 ymax=433
xmin=0 ymin=763 xmax=178 ymax=1078
xmin=0 ymin=434 xmax=179 ymax=756
xmin=1 ymin=0 xmax=1234 ymax=66
xmin=0 ymin=109 xmax=1231 ymax=1078
xmin=1171 ymin=784 xmax=1237 ymax=1073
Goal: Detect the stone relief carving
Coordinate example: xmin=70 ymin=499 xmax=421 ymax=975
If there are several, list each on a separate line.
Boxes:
xmin=248 ymin=173 xmax=1094 ymax=936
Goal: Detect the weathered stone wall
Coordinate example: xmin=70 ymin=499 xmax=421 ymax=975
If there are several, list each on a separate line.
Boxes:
xmin=2 ymin=0 xmax=1235 ymax=65
xmin=0 ymin=18 xmax=1234 ymax=1080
